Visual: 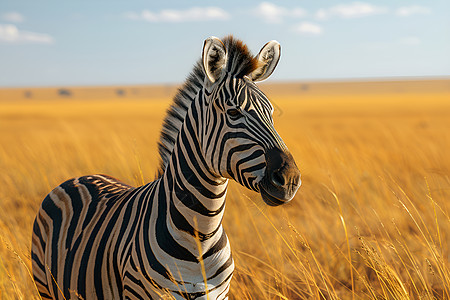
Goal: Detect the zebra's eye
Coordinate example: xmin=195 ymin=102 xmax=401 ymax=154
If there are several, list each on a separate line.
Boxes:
xmin=227 ymin=108 xmax=242 ymax=119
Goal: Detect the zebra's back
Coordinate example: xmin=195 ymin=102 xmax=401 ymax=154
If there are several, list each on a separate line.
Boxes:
xmin=31 ymin=174 xmax=137 ymax=299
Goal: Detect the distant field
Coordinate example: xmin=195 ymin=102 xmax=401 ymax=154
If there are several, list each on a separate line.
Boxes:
xmin=1 ymin=78 xmax=449 ymax=102
xmin=0 ymin=80 xmax=449 ymax=299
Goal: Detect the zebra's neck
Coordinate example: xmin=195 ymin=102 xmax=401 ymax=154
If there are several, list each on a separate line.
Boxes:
xmin=157 ymin=97 xmax=229 ymax=256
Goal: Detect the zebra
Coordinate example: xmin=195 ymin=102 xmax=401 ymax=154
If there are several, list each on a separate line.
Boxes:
xmin=31 ymin=35 xmax=301 ymax=300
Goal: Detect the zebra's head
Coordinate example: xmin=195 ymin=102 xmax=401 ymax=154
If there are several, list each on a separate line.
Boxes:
xmin=200 ymin=36 xmax=301 ymax=206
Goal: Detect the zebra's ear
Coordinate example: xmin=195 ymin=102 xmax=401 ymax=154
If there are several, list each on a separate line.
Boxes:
xmin=202 ymin=36 xmax=227 ymax=83
xmin=250 ymin=40 xmax=281 ymax=82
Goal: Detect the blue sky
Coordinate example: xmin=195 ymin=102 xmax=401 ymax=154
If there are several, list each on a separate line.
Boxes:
xmin=0 ymin=0 xmax=449 ymax=87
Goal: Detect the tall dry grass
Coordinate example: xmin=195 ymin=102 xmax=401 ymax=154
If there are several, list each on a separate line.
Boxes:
xmin=0 ymin=89 xmax=449 ymax=299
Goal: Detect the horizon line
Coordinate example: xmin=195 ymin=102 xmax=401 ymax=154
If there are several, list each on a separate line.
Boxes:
xmin=1 ymin=75 xmax=449 ymax=90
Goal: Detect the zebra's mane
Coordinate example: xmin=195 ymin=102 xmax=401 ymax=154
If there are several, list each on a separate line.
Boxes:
xmin=157 ymin=35 xmax=259 ymax=177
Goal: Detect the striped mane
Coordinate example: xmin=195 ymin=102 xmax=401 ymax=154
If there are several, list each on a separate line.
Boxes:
xmin=157 ymin=36 xmax=260 ymax=176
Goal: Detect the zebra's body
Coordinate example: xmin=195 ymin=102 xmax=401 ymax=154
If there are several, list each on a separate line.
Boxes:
xmin=32 ymin=36 xmax=301 ymax=299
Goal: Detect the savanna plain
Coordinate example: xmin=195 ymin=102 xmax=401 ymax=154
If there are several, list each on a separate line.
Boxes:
xmin=0 ymin=80 xmax=449 ymax=299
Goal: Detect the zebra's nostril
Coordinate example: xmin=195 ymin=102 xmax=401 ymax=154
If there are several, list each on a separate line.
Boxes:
xmin=271 ymin=171 xmax=285 ymax=187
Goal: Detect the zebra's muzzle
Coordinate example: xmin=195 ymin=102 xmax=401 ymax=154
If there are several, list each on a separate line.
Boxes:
xmin=259 ymin=148 xmax=301 ymax=206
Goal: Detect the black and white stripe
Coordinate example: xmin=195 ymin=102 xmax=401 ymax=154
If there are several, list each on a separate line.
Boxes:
xmin=31 ymin=36 xmax=301 ymax=299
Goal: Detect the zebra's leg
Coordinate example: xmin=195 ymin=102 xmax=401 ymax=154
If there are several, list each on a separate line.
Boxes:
xmin=31 ymin=218 xmax=54 ymax=299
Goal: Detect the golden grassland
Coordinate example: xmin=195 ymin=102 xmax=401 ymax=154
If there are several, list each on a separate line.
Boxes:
xmin=0 ymin=80 xmax=449 ymax=299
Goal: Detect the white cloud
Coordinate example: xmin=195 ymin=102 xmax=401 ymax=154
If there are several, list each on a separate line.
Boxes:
xmin=0 ymin=24 xmax=54 ymax=44
xmin=124 ymin=7 xmax=230 ymax=23
xmin=293 ymin=22 xmax=322 ymax=36
xmin=399 ymin=36 xmax=421 ymax=45
xmin=1 ymin=12 xmax=25 ymax=23
xmin=316 ymin=2 xmax=388 ymax=20
xmin=254 ymin=2 xmax=307 ymax=23
xmin=396 ymin=5 xmax=431 ymax=17
xmin=315 ymin=9 xmax=328 ymax=21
